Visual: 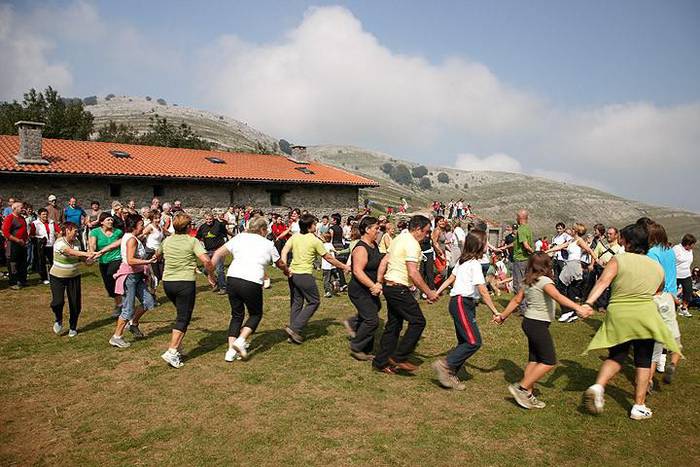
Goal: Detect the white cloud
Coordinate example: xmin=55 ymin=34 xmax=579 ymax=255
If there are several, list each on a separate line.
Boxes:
xmin=455 ymin=153 xmax=523 ymax=173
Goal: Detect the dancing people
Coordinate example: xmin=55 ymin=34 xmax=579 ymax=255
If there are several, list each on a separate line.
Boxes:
xmin=88 ymin=212 xmax=123 ymax=317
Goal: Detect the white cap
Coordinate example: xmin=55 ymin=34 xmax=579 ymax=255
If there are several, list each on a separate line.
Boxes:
xmin=48 ymin=194 xmax=57 ymax=201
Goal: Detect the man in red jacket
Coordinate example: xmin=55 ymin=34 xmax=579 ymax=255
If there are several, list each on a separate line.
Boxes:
xmin=2 ymin=201 xmax=29 ymax=289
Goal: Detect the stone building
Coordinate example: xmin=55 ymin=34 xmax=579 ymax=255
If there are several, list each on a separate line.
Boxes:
xmin=0 ymin=122 xmax=378 ymax=218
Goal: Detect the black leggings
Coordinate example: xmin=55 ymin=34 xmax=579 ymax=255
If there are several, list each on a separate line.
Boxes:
xmin=163 ymin=280 xmax=196 ymax=332
xmin=227 ymin=277 xmax=263 ymax=337
xmin=99 ymin=260 xmax=120 ymax=298
xmin=50 ymin=274 xmax=82 ymax=330
xmin=677 ymin=277 xmax=693 ymax=305
xmin=607 ymin=339 xmax=655 ymax=368
xmin=522 ymin=318 xmax=556 ymax=365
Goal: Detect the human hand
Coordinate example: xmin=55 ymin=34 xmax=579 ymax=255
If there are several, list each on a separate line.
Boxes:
xmin=492 ymin=314 xmax=505 ymax=325
xmin=369 ymin=283 xmax=382 ymax=295
xmin=343 ymin=264 xmax=351 ymax=273
xmin=426 ymin=290 xmax=439 ymax=303
xmin=577 ymin=304 xmax=594 ymax=319
xmin=207 ymin=273 xmax=216 ymax=288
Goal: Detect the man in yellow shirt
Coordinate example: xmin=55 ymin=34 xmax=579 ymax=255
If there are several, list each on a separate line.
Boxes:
xmin=592 ymin=226 xmax=624 ymax=311
xmin=373 ymin=215 xmax=439 ymax=374
xmin=281 ymin=214 xmax=350 ymax=343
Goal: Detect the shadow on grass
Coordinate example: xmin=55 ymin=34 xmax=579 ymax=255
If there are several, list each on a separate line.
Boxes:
xmin=465 ymin=358 xmax=523 ymax=384
xmin=80 ymin=316 xmax=116 ymax=333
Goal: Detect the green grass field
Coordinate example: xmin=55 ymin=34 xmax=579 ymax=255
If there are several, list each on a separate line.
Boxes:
xmin=1 ymin=268 xmax=699 ymax=466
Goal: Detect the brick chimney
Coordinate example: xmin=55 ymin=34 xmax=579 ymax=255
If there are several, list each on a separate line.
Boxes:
xmin=15 ymin=121 xmax=49 ymax=165
xmin=290 ymin=145 xmax=311 ymax=163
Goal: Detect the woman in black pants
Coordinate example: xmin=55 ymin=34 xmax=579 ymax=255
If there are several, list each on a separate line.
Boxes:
xmin=211 ymin=216 xmax=289 ymax=361
xmin=160 ymin=213 xmax=215 ymax=368
xmin=345 ymin=217 xmax=383 ymax=361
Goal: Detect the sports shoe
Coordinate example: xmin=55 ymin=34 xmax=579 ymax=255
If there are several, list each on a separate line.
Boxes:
xmin=10 ymin=284 xmax=21 ymax=291
xmin=324 ymin=292 xmax=333 ymax=298
xmin=68 ymin=329 xmax=78 ymax=338
xmin=558 ymin=311 xmax=575 ymax=322
xmin=508 ymin=383 xmax=535 ymax=409
xmin=584 ymin=384 xmax=605 ymax=414
xmin=449 ymin=374 xmax=466 ymax=391
xmin=127 ymin=323 xmax=144 ymax=338
xmin=528 ymin=393 xmax=546 ymax=409
xmin=161 ymin=350 xmax=184 ymax=368
xmin=232 ymin=337 xmax=248 ymax=359
xmin=566 ymin=314 xmax=579 ymax=323
xmin=630 ymin=404 xmax=653 ymax=420
xmin=340 ymin=285 xmax=348 ymax=292
xmin=342 ymin=319 xmax=356 ymax=339
xmin=663 ymin=363 xmax=676 ymax=384
xmin=656 ymin=353 xmax=666 ymax=373
xmin=42 ymin=280 xmax=50 ymax=285
xmin=350 ymin=350 xmax=374 ymax=361
xmin=224 ymin=347 xmax=239 ymax=362
xmin=216 ymin=289 xmax=227 ymax=295
xmin=53 ymin=322 xmax=63 ymax=335
xmin=211 ymin=286 xmax=220 ymax=293
xmin=263 ymin=278 xmax=271 ymax=289
xmin=433 ymin=359 xmax=455 ymax=389
xmin=678 ymin=307 xmax=692 ymax=318
xmin=285 ymin=326 xmax=303 ymax=344
xmin=109 ymin=336 xmax=131 ymax=348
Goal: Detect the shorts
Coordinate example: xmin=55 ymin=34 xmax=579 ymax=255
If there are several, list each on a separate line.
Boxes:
xmin=608 ymin=339 xmax=655 ymax=368
xmin=522 ymin=318 xmax=556 ymax=365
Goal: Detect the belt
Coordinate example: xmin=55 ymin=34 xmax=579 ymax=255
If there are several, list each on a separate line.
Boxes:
xmin=384 ymin=281 xmax=409 ymax=287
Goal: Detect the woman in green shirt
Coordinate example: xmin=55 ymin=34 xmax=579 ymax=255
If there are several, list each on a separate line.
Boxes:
xmin=581 ymin=224 xmax=680 ymax=421
xmin=89 ymin=212 xmax=123 ymax=316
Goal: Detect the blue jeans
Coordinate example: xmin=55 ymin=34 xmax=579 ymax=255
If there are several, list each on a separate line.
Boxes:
xmin=207 ymin=251 xmax=226 ymax=290
xmin=120 ymin=273 xmax=155 ymax=320
xmin=446 ymin=296 xmax=482 ymax=370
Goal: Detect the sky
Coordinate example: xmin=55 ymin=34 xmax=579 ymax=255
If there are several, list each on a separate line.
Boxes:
xmin=1 ymin=0 xmax=699 ymax=211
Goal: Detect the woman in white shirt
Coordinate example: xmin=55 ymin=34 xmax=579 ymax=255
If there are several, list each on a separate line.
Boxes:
xmin=141 ymin=209 xmax=165 ymax=282
xmin=433 ymin=230 xmax=500 ymax=390
xmin=211 ymin=216 xmax=290 ymax=361
xmin=674 ymin=234 xmax=696 ymax=316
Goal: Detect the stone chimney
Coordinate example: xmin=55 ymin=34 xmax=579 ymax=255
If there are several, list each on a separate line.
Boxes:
xmin=15 ymin=121 xmax=49 ymax=165
xmin=290 ymin=145 xmax=311 ymax=163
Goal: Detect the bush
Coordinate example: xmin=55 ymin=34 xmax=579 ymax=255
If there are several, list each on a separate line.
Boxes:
xmin=157 ymin=98 xmax=167 ymax=105
xmin=390 ymin=164 xmax=412 ymax=186
xmin=145 ymin=96 xmax=152 ymax=101
xmin=455 ymin=184 xmax=460 ymax=189
xmin=279 ymin=139 xmax=292 ymax=155
xmin=82 ymin=96 xmax=97 ymax=106
xmin=105 ymin=94 xmax=115 ymax=100
xmin=419 ymin=177 xmax=432 ymax=189
xmin=464 ymin=183 xmax=469 ymax=189
xmin=380 ymin=163 xmax=394 ymax=175
xmin=411 ymin=165 xmax=428 ymax=178
xmin=437 ymin=172 xmax=450 ymax=183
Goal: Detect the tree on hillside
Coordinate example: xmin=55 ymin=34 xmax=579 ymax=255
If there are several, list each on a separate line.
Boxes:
xmin=279 ymin=139 xmax=292 ymax=155
xmin=96 ymin=120 xmax=139 ymax=144
xmin=419 ymin=176 xmax=432 ymax=189
xmin=437 ymin=172 xmax=450 ymax=183
xmin=380 ymin=163 xmax=394 ymax=175
xmin=390 ymin=164 xmax=413 ymax=186
xmin=0 ymin=87 xmax=94 ymax=139
xmin=411 ymin=165 xmax=428 ymax=178
xmin=137 ymin=116 xmax=212 ymax=150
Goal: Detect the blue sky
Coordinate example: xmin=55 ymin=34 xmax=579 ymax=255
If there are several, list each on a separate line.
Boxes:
xmin=2 ymin=0 xmax=699 ymax=210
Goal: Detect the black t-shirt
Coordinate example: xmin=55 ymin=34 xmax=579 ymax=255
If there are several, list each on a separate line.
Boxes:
xmin=330 ymin=224 xmax=344 ymax=249
xmin=196 ymin=220 xmax=228 ymax=251
xmin=349 ymin=240 xmax=383 ymax=291
xmin=504 ymin=233 xmax=515 ymax=262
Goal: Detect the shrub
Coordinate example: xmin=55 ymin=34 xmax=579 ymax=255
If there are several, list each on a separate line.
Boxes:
xmin=380 ymin=163 xmax=394 ymax=175
xmin=279 ymin=139 xmax=292 ymax=155
xmin=390 ymin=164 xmax=412 ymax=185
xmin=105 ymin=93 xmax=115 ymax=100
xmin=82 ymin=96 xmax=97 ymax=106
xmin=437 ymin=172 xmax=450 ymax=183
xmin=157 ymin=98 xmax=167 ymax=105
xmin=464 ymin=183 xmax=469 ymax=189
xmin=411 ymin=165 xmax=428 ymax=178
xmin=145 ymin=96 xmax=152 ymax=101
xmin=419 ymin=177 xmax=432 ymax=189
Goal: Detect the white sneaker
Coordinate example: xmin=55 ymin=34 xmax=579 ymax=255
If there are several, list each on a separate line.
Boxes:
xmin=224 ymin=347 xmax=239 ymax=362
xmin=566 ymin=314 xmax=579 ymax=323
xmin=43 ymin=280 xmax=50 ymax=285
xmin=232 ymin=337 xmax=248 ymax=359
xmin=678 ymin=307 xmax=692 ymax=317
xmin=68 ymin=329 xmax=78 ymax=338
xmin=109 ymin=335 xmax=131 ymax=348
xmin=263 ymin=278 xmax=271 ymax=289
xmin=630 ymin=404 xmax=653 ymax=420
xmin=161 ymin=350 xmax=184 ymax=368
xmin=559 ymin=311 xmax=575 ymax=322
xmin=53 ymin=322 xmax=63 ymax=335
xmin=584 ymin=384 xmax=605 ymax=414
xmin=656 ymin=353 xmax=666 ymax=373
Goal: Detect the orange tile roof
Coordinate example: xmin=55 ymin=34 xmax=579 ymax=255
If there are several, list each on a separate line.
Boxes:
xmin=0 ymin=136 xmax=378 ymax=187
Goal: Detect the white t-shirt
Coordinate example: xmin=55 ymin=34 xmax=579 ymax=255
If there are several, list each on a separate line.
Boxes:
xmin=566 ymin=240 xmax=582 ymax=262
xmin=449 ymin=259 xmax=485 ymax=298
xmin=535 ymin=239 xmax=543 ymax=251
xmin=321 ymin=242 xmax=336 ymax=270
xmin=673 ymin=244 xmax=693 ymax=279
xmin=225 ymin=232 xmax=280 ymax=284
xmin=120 ymin=233 xmax=146 ymax=263
xmin=552 ymin=233 xmax=573 ymax=261
xmin=453 ymin=226 xmax=466 ymax=245
xmin=290 ymin=221 xmax=300 ymax=235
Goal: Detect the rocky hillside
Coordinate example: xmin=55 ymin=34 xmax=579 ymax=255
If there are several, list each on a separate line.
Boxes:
xmin=86 ymin=96 xmax=700 ymax=242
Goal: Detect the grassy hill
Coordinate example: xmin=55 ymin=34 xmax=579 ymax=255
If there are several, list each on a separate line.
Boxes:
xmin=87 ymin=96 xmax=700 ymax=242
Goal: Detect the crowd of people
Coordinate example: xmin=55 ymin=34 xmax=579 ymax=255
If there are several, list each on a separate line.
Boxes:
xmin=1 ymin=193 xmax=698 ymax=420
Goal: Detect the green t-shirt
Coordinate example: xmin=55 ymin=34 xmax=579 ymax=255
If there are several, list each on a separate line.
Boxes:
xmin=513 ymin=224 xmax=533 ymax=262
xmin=162 ymin=234 xmax=207 ymax=281
xmin=89 ymin=228 xmax=123 ymax=264
xmin=288 ymin=233 xmax=327 ymax=274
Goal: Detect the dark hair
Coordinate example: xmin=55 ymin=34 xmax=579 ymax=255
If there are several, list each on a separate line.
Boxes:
xmin=681 ymin=233 xmax=697 ymax=247
xmin=37 ymin=208 xmax=48 ymax=215
xmin=408 ymin=215 xmax=430 ymax=232
xmin=459 ymin=230 xmax=486 ymax=264
xmin=594 ymin=223 xmax=605 ymax=236
xmin=556 ymin=222 xmax=565 ymax=229
xmin=397 ymin=220 xmax=407 ymax=230
xmin=524 ymin=252 xmax=554 ymax=286
xmin=62 ymin=221 xmax=78 ymax=232
xmin=647 ymin=223 xmax=669 ymax=248
xmin=91 ymin=200 xmax=100 ymax=207
xmin=635 ymin=217 xmax=655 ymax=233
xmin=322 ymin=215 xmax=328 ymax=220
xmin=350 ymin=225 xmax=361 ymax=241
xmin=435 ymin=215 xmax=444 ymax=224
xmin=98 ymin=212 xmax=113 ymax=224
xmin=358 ymin=216 xmax=378 ymax=235
xmin=620 ymin=224 xmax=649 ymax=254
xmin=299 ymin=214 xmax=317 ymax=234
xmin=331 ymin=213 xmax=342 ymax=225
xmin=124 ymin=213 xmax=143 ymax=233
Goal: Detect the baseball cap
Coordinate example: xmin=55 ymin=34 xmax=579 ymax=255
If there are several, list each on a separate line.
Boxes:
xmin=48 ymin=194 xmax=57 ymax=201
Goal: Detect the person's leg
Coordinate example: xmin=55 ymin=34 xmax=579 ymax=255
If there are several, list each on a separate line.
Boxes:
xmin=349 ymin=290 xmax=380 ymax=354
xmin=7 ymin=242 xmax=20 ymax=286
xmin=168 ymin=281 xmax=196 ymax=349
xmin=445 ymin=297 xmax=481 ymax=371
xmin=373 ymin=286 xmax=404 ymax=369
xmin=335 ymin=254 xmax=348 ymax=288
xmin=632 ymin=339 xmax=655 ymax=406
xmin=519 ymin=319 xmax=556 ymax=391
xmin=49 ymin=275 xmax=66 ymax=325
xmin=392 ymin=289 xmax=427 ymax=363
xmin=288 ymin=277 xmax=304 ymax=330
xmin=291 ymin=274 xmax=320 ymax=333
xmin=115 ymin=274 xmax=138 ymax=338
xmin=512 ymin=261 xmax=528 ymax=313
xmin=66 ymin=276 xmax=82 ymax=331
xmin=239 ymin=279 xmax=263 ymax=339
xmin=16 ymin=244 xmax=27 ymax=285
xmin=596 ymin=341 xmax=631 ymax=386
xmin=216 ymin=259 xmax=226 ymax=291
xmin=423 ymin=253 xmax=435 ymax=290
xmin=322 ymin=269 xmax=332 ymax=294
xmin=227 ymin=277 xmax=246 ymax=344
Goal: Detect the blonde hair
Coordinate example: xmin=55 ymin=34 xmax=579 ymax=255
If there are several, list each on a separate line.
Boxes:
xmin=172 ymin=213 xmax=192 ymax=234
xmin=246 ymin=216 xmax=269 ymax=235
xmin=573 ymin=223 xmax=587 ymax=236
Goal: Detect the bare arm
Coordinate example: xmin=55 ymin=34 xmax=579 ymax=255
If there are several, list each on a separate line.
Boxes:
xmin=495 ymin=289 xmax=525 ymax=323
xmin=210 ymin=244 xmax=230 ymax=268
xmin=126 ymin=237 xmax=155 ymax=266
xmin=435 ymin=273 xmax=456 ymax=296
xmin=584 ymin=258 xmax=618 ymax=307
xmin=376 ymin=254 xmax=390 ymax=283
xmin=407 ymin=261 xmax=437 ymax=300
xmin=545 ymin=241 xmax=570 ymax=254
xmin=477 ymin=284 xmax=499 ymax=315
xmin=280 ymin=240 xmax=292 ymax=265
xmin=323 ymin=253 xmax=350 ymax=272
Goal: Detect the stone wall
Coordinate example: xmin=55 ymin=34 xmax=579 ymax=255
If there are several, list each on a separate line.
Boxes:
xmin=0 ymin=174 xmax=361 ymax=220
